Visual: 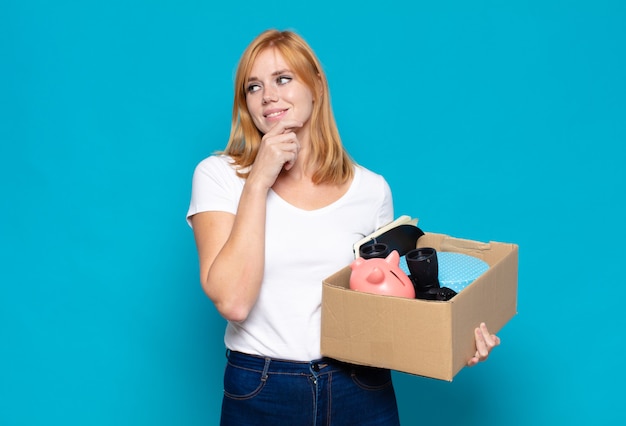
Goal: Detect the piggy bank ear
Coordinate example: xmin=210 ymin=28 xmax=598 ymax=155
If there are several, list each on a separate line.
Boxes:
xmin=385 ymin=250 xmax=400 ymax=266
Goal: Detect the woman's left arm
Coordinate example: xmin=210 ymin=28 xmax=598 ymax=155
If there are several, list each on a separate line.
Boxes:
xmin=467 ymin=322 xmax=501 ymax=367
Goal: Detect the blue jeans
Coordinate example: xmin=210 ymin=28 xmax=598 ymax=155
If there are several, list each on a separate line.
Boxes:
xmin=220 ymin=350 xmax=400 ymax=426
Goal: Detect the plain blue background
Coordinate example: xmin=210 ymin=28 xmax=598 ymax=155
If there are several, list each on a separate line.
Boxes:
xmin=1 ymin=0 xmax=624 ymax=424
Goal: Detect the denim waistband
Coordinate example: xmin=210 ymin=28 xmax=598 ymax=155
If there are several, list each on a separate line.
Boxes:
xmin=225 ymin=350 xmax=353 ymax=375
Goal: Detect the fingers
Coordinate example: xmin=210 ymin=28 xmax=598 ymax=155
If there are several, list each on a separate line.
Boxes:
xmin=266 ymin=120 xmax=303 ymax=136
xmin=248 ymin=122 xmax=302 ymax=187
xmin=467 ymin=322 xmax=501 ymax=367
xmin=262 ymin=121 xmax=302 ymax=167
xmin=467 ymin=355 xmax=480 ymax=367
xmin=266 ymin=131 xmax=299 ymax=170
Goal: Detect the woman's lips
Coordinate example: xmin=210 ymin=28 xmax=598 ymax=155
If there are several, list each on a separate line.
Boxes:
xmin=264 ymin=108 xmax=288 ymax=121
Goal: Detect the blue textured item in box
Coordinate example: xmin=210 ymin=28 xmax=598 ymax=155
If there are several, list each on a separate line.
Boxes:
xmin=400 ymin=251 xmax=489 ymax=293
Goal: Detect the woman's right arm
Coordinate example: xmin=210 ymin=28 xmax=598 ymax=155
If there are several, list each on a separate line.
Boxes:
xmin=190 ymin=120 xmax=302 ymax=322
xmin=191 ymin=178 xmax=269 ymax=322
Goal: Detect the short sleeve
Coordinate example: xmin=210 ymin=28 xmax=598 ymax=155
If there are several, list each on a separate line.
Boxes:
xmin=186 ymin=155 xmax=244 ymax=227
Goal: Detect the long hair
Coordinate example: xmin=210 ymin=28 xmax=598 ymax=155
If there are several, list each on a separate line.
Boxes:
xmin=221 ymin=29 xmax=354 ymax=185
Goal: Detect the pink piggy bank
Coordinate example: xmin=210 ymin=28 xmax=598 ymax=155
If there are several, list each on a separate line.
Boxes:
xmin=349 ymin=250 xmax=416 ymax=298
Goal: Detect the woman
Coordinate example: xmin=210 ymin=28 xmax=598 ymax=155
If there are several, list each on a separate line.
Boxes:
xmin=187 ymin=29 xmax=499 ymax=425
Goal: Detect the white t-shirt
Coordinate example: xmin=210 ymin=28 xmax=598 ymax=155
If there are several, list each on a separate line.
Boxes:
xmin=187 ymin=155 xmax=394 ymax=361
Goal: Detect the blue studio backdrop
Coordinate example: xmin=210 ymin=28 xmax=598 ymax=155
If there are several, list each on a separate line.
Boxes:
xmin=1 ymin=0 xmax=624 ymax=424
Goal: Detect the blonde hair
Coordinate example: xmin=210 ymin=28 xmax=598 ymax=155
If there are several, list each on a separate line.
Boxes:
xmin=221 ymin=29 xmax=354 ymax=185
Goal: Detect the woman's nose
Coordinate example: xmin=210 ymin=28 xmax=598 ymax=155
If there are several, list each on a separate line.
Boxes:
xmin=262 ymin=88 xmax=278 ymax=104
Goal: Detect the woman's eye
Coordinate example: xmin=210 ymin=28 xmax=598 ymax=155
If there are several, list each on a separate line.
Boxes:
xmin=277 ymin=76 xmax=292 ymax=85
xmin=247 ymin=83 xmax=261 ymax=93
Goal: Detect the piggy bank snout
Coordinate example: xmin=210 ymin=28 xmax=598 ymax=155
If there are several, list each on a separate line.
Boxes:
xmin=366 ymin=267 xmax=385 ymax=284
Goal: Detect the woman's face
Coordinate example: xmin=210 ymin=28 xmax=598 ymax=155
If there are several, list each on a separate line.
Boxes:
xmin=245 ymin=47 xmax=314 ymax=135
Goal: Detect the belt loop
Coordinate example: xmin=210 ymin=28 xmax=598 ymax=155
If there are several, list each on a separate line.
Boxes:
xmin=261 ymin=358 xmax=271 ymax=382
xmin=225 ymin=348 xmax=231 ymax=359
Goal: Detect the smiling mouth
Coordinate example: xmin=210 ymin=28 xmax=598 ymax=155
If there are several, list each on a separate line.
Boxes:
xmin=265 ymin=109 xmax=287 ymax=118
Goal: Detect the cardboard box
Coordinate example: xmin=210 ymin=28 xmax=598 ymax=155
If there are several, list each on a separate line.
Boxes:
xmin=321 ymin=222 xmax=518 ymax=381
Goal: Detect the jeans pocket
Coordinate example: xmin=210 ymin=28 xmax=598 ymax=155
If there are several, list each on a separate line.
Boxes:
xmin=223 ymin=363 xmax=267 ymax=400
xmin=350 ymin=366 xmax=393 ymax=391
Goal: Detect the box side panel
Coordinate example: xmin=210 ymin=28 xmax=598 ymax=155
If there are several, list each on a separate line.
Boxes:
xmin=450 ymin=243 xmax=519 ymax=375
xmin=321 ymin=281 xmax=455 ymax=380
xmin=394 ymin=300 xmax=454 ymax=380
